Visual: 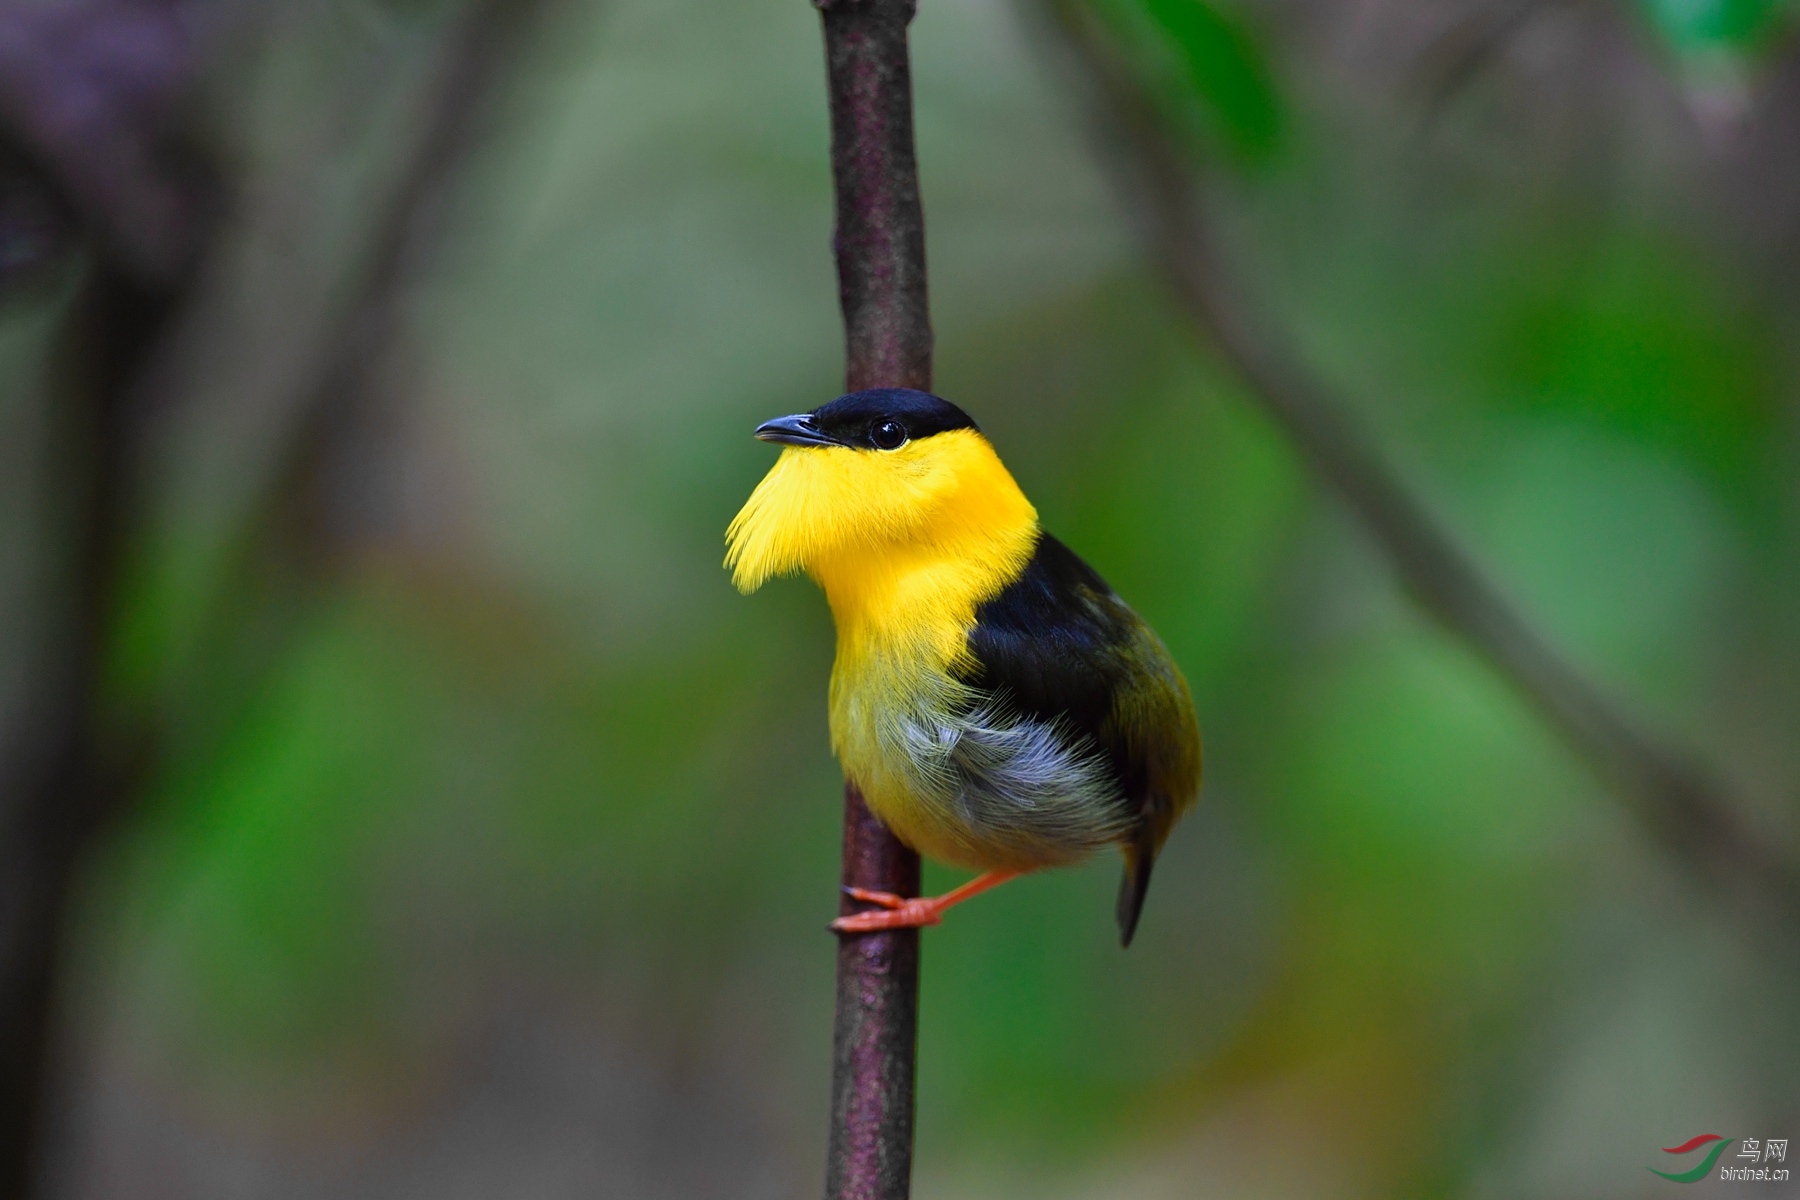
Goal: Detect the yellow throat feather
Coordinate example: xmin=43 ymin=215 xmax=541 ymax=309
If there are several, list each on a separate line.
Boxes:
xmin=725 ymin=428 xmax=1039 ymax=665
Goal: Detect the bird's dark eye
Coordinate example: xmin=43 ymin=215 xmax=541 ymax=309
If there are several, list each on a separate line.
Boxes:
xmin=871 ymin=419 xmax=907 ymax=450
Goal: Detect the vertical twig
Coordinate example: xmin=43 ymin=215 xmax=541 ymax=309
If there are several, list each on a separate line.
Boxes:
xmin=816 ymin=1 xmax=931 ymax=1197
xmin=0 ymin=1 xmax=211 ymax=1191
xmin=239 ymin=0 xmax=552 ymax=576
xmin=155 ymin=0 xmax=559 ymax=791
xmin=0 ymin=264 xmax=184 ymax=1200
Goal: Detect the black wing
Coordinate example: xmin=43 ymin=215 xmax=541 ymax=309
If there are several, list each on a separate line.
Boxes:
xmin=956 ymin=532 xmax=1199 ymax=946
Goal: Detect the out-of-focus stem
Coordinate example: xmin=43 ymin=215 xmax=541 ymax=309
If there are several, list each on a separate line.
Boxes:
xmin=816 ymin=1 xmax=930 ymax=1197
xmin=0 ymin=1 xmax=209 ymax=1189
xmin=0 ymin=264 xmax=182 ymax=1200
xmin=237 ymin=0 xmax=551 ymax=578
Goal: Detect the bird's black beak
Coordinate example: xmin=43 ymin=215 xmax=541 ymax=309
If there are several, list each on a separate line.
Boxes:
xmin=754 ymin=413 xmax=841 ymax=447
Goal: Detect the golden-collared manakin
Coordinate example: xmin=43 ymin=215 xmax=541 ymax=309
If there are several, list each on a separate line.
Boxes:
xmin=726 ymin=389 xmax=1201 ymax=946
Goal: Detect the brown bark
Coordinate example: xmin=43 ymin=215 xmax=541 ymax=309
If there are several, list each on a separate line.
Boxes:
xmin=816 ymin=2 xmax=932 ymax=1197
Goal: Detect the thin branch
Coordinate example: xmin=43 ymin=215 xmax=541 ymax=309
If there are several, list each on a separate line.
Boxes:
xmin=816 ymin=1 xmax=931 ymax=1197
xmin=0 ymin=1 xmax=212 ymax=1191
xmin=239 ymin=0 xmax=551 ymax=581
xmin=1408 ymin=0 xmax=1566 ymax=129
xmin=168 ymin=0 xmax=556 ymax=747
xmin=0 ymin=264 xmax=190 ymax=1200
xmin=1037 ymin=0 xmax=1800 ymax=917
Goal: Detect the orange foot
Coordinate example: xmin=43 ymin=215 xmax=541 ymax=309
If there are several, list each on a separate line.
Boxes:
xmin=830 ymin=888 xmax=946 ymax=933
xmin=828 ymin=871 xmax=1021 ymax=934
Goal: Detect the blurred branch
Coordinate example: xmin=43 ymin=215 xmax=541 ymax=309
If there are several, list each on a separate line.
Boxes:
xmin=235 ymin=0 xmax=551 ymax=586
xmin=1409 ymin=0 xmax=1565 ymax=125
xmin=0 ymin=1 xmax=215 ymax=1192
xmin=817 ymin=0 xmax=930 ymax=1197
xmin=0 ymin=266 xmax=187 ymax=1200
xmin=1036 ymin=0 xmax=1800 ymax=917
xmin=164 ymin=0 xmax=556 ymax=772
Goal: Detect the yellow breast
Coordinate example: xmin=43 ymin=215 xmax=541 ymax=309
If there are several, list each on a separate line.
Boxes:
xmin=814 ymin=435 xmax=1038 ymax=848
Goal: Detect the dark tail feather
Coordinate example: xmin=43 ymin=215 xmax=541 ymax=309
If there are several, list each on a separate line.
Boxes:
xmin=1115 ymin=832 xmax=1157 ymax=948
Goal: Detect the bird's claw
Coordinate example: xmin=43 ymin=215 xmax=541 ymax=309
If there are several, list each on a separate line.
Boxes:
xmin=830 ymin=896 xmax=944 ymax=934
xmin=841 ymin=886 xmax=907 ymax=909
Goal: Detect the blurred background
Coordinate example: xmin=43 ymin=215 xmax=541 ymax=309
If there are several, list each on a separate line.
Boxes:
xmin=2 ymin=0 xmax=1798 ymax=1195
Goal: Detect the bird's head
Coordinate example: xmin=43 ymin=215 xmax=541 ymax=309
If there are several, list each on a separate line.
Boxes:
xmin=725 ymin=388 xmax=1037 ymax=594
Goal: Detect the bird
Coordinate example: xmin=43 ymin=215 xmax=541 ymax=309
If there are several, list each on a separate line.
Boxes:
xmin=726 ymin=388 xmax=1201 ymax=946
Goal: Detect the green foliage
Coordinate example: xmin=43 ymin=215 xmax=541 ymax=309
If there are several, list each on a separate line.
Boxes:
xmin=1480 ymin=233 xmax=1780 ymax=512
xmin=1642 ymin=0 xmax=1794 ymax=50
xmin=119 ymin=598 xmax=441 ymax=1075
xmin=1114 ymin=0 xmax=1285 ymax=161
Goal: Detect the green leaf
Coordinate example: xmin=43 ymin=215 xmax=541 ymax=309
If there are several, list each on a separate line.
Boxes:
xmin=1135 ymin=0 xmax=1284 ymax=159
xmin=1642 ymin=0 xmax=1790 ymax=50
